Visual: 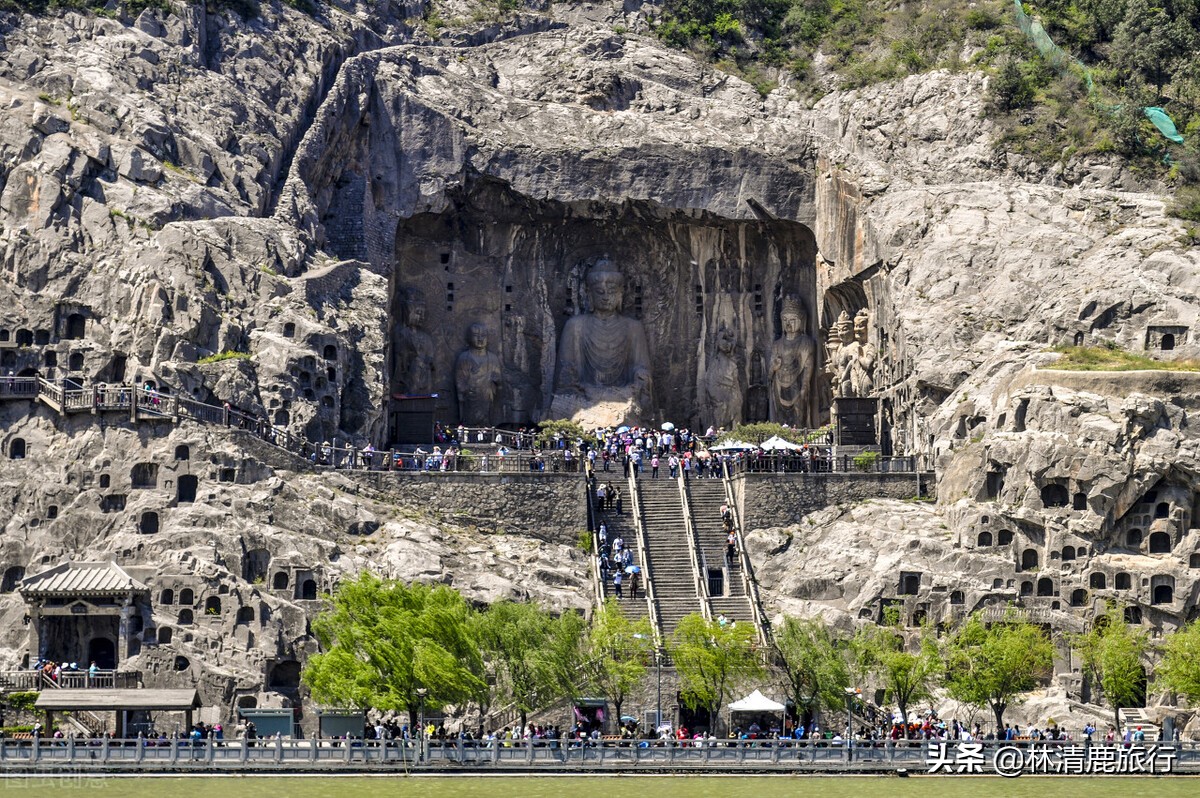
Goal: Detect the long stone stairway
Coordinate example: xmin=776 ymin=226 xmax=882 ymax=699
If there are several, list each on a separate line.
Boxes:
xmin=594 ymin=495 xmax=650 ymax=622
xmin=685 ymin=479 xmax=755 ymax=626
xmin=636 ymin=477 xmax=704 ymax=637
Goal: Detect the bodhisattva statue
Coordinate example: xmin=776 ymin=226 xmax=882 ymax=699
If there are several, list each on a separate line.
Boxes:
xmin=392 ymin=289 xmax=435 ymax=395
xmin=702 ymin=326 xmax=743 ymax=429
xmin=555 ymin=259 xmax=653 ymax=416
xmin=768 ymin=296 xmax=816 ymax=427
xmin=455 ymin=321 xmax=502 ymax=425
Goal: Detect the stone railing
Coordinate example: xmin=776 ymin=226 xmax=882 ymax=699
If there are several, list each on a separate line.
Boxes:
xmin=1 ymin=736 xmax=1195 ymax=771
xmin=0 ymin=670 xmax=141 ymax=691
xmin=722 ymin=458 xmax=771 ymax=646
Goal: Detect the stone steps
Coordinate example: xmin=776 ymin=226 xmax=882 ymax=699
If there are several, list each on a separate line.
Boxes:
xmin=635 ymin=477 xmax=704 ymax=638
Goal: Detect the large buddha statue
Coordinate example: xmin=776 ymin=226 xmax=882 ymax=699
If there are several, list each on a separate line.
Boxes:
xmin=455 ymin=321 xmax=503 ymax=425
xmin=553 ymin=259 xmax=653 ymax=421
xmin=768 ymin=296 xmax=817 ymax=427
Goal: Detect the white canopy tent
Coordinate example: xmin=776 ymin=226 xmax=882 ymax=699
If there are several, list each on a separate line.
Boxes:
xmin=710 ymin=440 xmax=759 ymax=452
xmin=759 ymin=435 xmax=804 ymax=452
xmin=728 ymin=689 xmax=786 ymax=735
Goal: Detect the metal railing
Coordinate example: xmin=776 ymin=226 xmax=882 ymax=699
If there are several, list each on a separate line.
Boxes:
xmin=722 ymin=453 xmax=924 ymax=475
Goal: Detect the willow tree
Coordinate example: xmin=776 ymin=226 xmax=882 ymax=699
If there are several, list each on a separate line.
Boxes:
xmin=474 ymin=600 xmax=585 ymax=730
xmin=773 ymin=616 xmax=851 ymax=723
xmin=580 ymin=599 xmax=654 ymax=730
xmin=1157 ymin=618 xmax=1200 ymax=702
xmin=302 ymin=573 xmax=486 ymax=726
xmin=1073 ymin=602 xmax=1149 ymax=732
xmin=670 ymin=614 xmax=763 ymax=733
xmin=855 ymin=609 xmax=941 ymax=729
xmin=943 ymin=612 xmax=1054 ymax=733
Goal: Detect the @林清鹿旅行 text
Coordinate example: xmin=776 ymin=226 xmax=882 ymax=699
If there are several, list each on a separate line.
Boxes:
xmin=925 ymin=741 xmax=1176 ymax=776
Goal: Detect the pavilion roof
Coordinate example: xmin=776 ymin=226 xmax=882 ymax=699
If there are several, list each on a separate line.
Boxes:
xmin=19 ymin=562 xmax=149 ymax=598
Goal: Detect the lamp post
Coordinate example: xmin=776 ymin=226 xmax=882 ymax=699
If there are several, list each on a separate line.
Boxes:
xmin=634 ymin=634 xmax=662 ymax=731
xmin=415 ymin=687 xmax=427 ymax=764
xmin=843 ymin=687 xmax=860 ymax=762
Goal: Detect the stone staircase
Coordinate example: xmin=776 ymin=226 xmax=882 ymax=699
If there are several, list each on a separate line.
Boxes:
xmin=685 ymin=479 xmax=755 ymax=626
xmin=1119 ymin=708 xmax=1161 ymax=741
xmin=635 ymin=477 xmax=704 ymax=637
xmin=594 ymin=500 xmax=650 ymax=622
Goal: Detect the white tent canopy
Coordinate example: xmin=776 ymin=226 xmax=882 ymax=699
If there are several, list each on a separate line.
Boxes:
xmin=710 ymin=440 xmax=759 ymax=452
xmin=759 ymin=435 xmax=803 ymax=452
xmin=728 ymin=689 xmax=786 ymax=712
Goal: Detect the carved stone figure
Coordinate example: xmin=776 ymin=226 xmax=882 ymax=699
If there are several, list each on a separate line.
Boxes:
xmin=702 ymin=326 xmax=743 ymax=428
xmin=554 ymin=259 xmax=653 ymax=415
xmin=455 ymin=322 xmax=503 ymax=425
xmin=392 ymin=289 xmax=435 ymax=395
xmin=830 ymin=311 xmax=856 ymax=398
xmin=829 ymin=309 xmax=876 ymax=398
xmin=768 ymin=296 xmax=816 ymax=427
xmin=850 ymin=309 xmax=877 ymax=397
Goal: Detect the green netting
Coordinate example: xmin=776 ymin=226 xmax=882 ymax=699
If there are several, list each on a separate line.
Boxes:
xmin=1011 ymin=0 xmax=1183 ymax=145
xmin=1144 ymin=107 xmax=1185 ymax=144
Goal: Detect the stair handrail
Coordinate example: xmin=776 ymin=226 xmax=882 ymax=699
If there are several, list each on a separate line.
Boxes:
xmin=37 ymin=378 xmax=63 ymax=408
xmin=583 ymin=469 xmax=605 ymax=608
xmin=627 ymin=469 xmax=663 ymax=646
xmin=676 ymin=472 xmax=712 ymax=622
xmin=722 ymin=458 xmax=771 ymax=647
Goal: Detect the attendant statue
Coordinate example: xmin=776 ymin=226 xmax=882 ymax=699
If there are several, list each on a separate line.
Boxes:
xmin=455 ymin=322 xmax=503 ymax=425
xmin=392 ymin=289 xmax=435 ymax=395
xmin=830 ymin=311 xmax=856 ymax=398
xmin=768 ymin=297 xmax=816 ymax=427
xmin=555 ymin=259 xmax=653 ymax=415
xmin=702 ymin=326 xmax=743 ymax=429
xmin=850 ymin=309 xmax=877 ymax=397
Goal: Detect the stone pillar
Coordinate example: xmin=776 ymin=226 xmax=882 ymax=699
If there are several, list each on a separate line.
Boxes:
xmin=28 ymin=603 xmax=44 ymax=662
xmin=118 ymin=595 xmax=132 ymax=665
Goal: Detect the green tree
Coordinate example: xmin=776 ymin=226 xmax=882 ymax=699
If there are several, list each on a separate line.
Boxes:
xmin=535 ymin=418 xmax=587 ymax=448
xmin=474 ymin=600 xmax=582 ymax=731
xmin=580 ymin=599 xmax=654 ymax=728
xmin=303 ymin=573 xmax=486 ymax=726
xmin=773 ymin=616 xmax=851 ymax=723
xmin=1111 ymin=0 xmax=1186 ymax=95
xmin=989 ymin=58 xmax=1035 ymax=111
xmin=670 ymin=614 xmax=764 ymax=732
xmin=1073 ymin=602 xmax=1149 ymax=731
xmin=854 ymin=609 xmax=941 ymax=729
xmin=1156 ymin=617 xmax=1200 ymax=702
xmin=943 ymin=612 xmax=1054 ymax=733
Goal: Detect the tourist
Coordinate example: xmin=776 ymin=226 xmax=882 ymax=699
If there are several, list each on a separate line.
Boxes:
xmin=613 ymin=571 xmax=623 ymax=599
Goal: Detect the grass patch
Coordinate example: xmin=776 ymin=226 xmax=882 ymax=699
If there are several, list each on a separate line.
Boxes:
xmin=1049 ymin=345 xmax=1200 ymax=372
xmin=198 ymin=350 xmax=252 ymax=365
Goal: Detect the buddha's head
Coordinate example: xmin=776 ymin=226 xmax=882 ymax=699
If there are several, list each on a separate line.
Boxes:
xmin=586 ymin=259 xmax=624 ymax=316
xmin=468 ymin=322 xmax=488 ymax=350
xmin=403 ymin=289 xmax=427 ymax=329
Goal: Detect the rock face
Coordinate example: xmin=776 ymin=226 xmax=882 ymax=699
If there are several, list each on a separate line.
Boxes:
xmin=2 ymin=0 xmax=1200 ymax=730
